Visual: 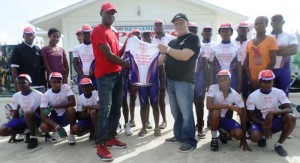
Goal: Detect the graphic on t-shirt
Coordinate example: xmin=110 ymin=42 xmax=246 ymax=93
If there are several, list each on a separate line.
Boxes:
xmin=125 ymin=37 xmax=159 ymax=86
xmin=252 ymin=47 xmax=263 ymax=66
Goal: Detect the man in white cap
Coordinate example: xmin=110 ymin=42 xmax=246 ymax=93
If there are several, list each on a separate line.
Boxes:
xmin=206 ymin=70 xmax=250 ymax=152
xmin=91 ymin=2 xmax=128 ymax=161
xmin=246 ymin=69 xmax=296 ymax=157
xmin=11 ymin=27 xmax=46 ymax=93
xmin=158 ymin=13 xmax=199 ymax=152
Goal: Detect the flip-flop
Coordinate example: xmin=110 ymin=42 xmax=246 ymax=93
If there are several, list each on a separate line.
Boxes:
xmin=138 ymin=129 xmax=147 ymax=137
xmin=159 ymin=122 xmax=167 ymax=129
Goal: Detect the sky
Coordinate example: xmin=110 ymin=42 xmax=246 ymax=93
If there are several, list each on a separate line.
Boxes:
xmin=0 ymin=0 xmax=299 ymax=45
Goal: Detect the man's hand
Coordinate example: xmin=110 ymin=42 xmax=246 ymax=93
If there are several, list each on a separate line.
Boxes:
xmin=229 ymin=105 xmax=240 ymax=113
xmin=157 ymin=43 xmax=169 ymax=54
xmin=239 ymin=139 xmax=252 ymax=152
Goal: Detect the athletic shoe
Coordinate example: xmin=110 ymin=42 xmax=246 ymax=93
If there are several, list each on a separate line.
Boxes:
xmin=178 ymin=143 xmax=195 ymax=153
xmin=165 ymin=137 xmax=178 ymax=144
xmin=56 ymin=126 xmax=67 ymax=138
xmin=197 ymin=130 xmax=206 ymax=139
xmin=129 ymin=120 xmax=136 ymax=127
xmin=274 ymin=144 xmax=288 ymax=157
xmin=116 ymin=123 xmax=122 ymax=134
xmin=107 ymin=137 xmax=127 ymax=149
xmin=68 ymin=134 xmax=76 ymax=145
xmin=89 ymin=130 xmax=95 ymax=141
xmin=27 ymin=138 xmax=38 ymax=149
xmin=146 ymin=122 xmax=152 ymax=129
xmin=257 ymin=138 xmax=267 ymax=147
xmin=124 ymin=123 xmax=132 ymax=136
xmin=51 ymin=132 xmax=59 ymax=143
xmin=211 ymin=138 xmax=219 ymax=151
xmin=154 ymin=128 xmax=161 ymax=137
xmin=96 ymin=144 xmax=114 ymax=161
xmin=24 ymin=132 xmax=30 ymax=143
xmin=219 ymin=129 xmax=228 ymax=144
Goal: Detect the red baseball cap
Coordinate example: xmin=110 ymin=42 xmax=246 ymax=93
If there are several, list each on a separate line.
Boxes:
xmin=80 ymin=78 xmax=93 ymax=85
xmin=258 ymin=70 xmax=275 ymax=81
xmin=219 ymin=23 xmax=233 ymax=29
xmin=203 ymin=25 xmax=212 ymax=30
xmin=154 ymin=20 xmax=164 ymax=24
xmin=238 ymin=22 xmax=248 ymax=28
xmin=49 ymin=72 xmax=63 ymax=81
xmin=188 ymin=22 xmax=198 ymax=28
xmin=17 ymin=74 xmax=32 ymax=83
xmin=76 ymin=28 xmax=82 ymax=34
xmin=217 ymin=70 xmax=231 ymax=79
xmin=100 ymin=2 xmax=117 ymax=13
xmin=132 ymin=29 xmax=141 ymax=33
xmin=82 ymin=24 xmax=92 ymax=32
xmin=23 ymin=27 xmax=35 ymax=34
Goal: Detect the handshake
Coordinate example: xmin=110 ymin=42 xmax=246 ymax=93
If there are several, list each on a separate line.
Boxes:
xmin=42 ymin=106 xmax=54 ymax=117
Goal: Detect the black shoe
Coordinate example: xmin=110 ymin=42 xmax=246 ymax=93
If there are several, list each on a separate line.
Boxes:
xmin=178 ymin=144 xmax=195 ymax=153
xmin=89 ymin=130 xmax=95 ymax=141
xmin=44 ymin=133 xmax=51 ymax=142
xmin=27 ymin=138 xmax=38 ymax=149
xmin=257 ymin=138 xmax=267 ymax=147
xmin=165 ymin=137 xmax=178 ymax=143
xmin=274 ymin=145 xmax=288 ymax=157
xmin=24 ymin=133 xmax=30 ymax=143
xmin=211 ymin=138 xmax=219 ymax=151
xmin=219 ymin=129 xmax=228 ymax=144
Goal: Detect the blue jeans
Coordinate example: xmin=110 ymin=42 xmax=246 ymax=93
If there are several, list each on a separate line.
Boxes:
xmin=96 ymin=72 xmax=123 ymax=144
xmin=167 ymin=79 xmax=197 ymax=147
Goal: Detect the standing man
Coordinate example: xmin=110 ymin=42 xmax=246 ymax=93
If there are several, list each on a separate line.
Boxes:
xmin=270 ymin=14 xmax=298 ymax=96
xmin=11 ymin=27 xmax=46 ymax=92
xmin=158 ymin=13 xmax=199 ymax=152
xmin=91 ymin=2 xmax=128 ymax=161
xmin=152 ymin=19 xmax=175 ymax=129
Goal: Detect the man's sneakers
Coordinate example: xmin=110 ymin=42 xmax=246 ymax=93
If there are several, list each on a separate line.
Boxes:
xmin=165 ymin=137 xmax=178 ymax=144
xmin=211 ymin=138 xmax=219 ymax=151
xmin=129 ymin=120 xmax=136 ymax=127
xmin=106 ymin=137 xmax=127 ymax=149
xmin=97 ymin=144 xmax=114 ymax=161
xmin=116 ymin=123 xmax=122 ymax=134
xmin=257 ymin=138 xmax=267 ymax=147
xmin=146 ymin=122 xmax=152 ymax=129
xmin=124 ymin=123 xmax=132 ymax=136
xmin=178 ymin=143 xmax=195 ymax=153
xmin=197 ymin=130 xmax=206 ymax=139
xmin=219 ymin=129 xmax=228 ymax=144
xmin=68 ymin=134 xmax=76 ymax=145
xmin=27 ymin=137 xmax=38 ymax=149
xmin=51 ymin=132 xmax=60 ymax=143
xmin=274 ymin=144 xmax=288 ymax=157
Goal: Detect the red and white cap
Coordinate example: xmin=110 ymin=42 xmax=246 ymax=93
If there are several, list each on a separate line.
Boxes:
xmin=132 ymin=29 xmax=141 ymax=33
xmin=258 ymin=70 xmax=275 ymax=81
xmin=154 ymin=20 xmax=164 ymax=24
xmin=238 ymin=22 xmax=248 ymax=28
xmin=188 ymin=22 xmax=198 ymax=28
xmin=82 ymin=24 xmax=92 ymax=32
xmin=202 ymin=25 xmax=212 ymax=30
xmin=49 ymin=72 xmax=63 ymax=81
xmin=100 ymin=2 xmax=117 ymax=13
xmin=76 ymin=28 xmax=82 ymax=34
xmin=216 ymin=70 xmax=231 ymax=79
xmin=23 ymin=27 xmax=35 ymax=34
xmin=17 ymin=74 xmax=32 ymax=83
xmin=219 ymin=23 xmax=233 ymax=29
xmin=80 ymin=78 xmax=93 ymax=85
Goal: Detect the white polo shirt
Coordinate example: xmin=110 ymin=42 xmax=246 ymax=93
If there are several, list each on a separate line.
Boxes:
xmin=77 ymin=90 xmax=99 ymax=112
xmin=73 ymin=43 xmax=95 ymax=75
xmin=12 ymin=89 xmax=43 ymax=112
xmin=152 ymin=34 xmax=175 ymax=45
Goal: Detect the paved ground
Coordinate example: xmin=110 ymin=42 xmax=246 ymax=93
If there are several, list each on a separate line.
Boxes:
xmin=0 ymin=95 xmax=299 ymax=163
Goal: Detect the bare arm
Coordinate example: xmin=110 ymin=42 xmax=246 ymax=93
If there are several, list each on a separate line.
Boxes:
xmin=206 ymin=96 xmax=231 ymax=110
xmin=158 ymin=43 xmax=194 ymax=61
xmin=266 ymin=50 xmax=276 ymax=70
xmin=98 ymin=44 xmax=129 ymax=67
xmin=53 ymin=95 xmax=76 ymax=109
xmin=12 ymin=67 xmax=19 ymax=92
xmin=63 ymin=54 xmax=69 ymax=84
xmin=277 ymin=44 xmax=298 ymax=57
xmin=73 ymin=57 xmax=84 ymax=78
xmin=158 ymin=53 xmax=167 ymax=66
xmin=42 ymin=54 xmax=52 ymax=75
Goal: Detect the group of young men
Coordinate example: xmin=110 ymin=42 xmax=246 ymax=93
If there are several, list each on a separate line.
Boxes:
xmin=0 ymin=1 xmax=298 ymax=162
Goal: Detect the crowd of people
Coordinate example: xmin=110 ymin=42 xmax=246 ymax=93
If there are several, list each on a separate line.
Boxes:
xmin=0 ymin=1 xmax=298 ymax=162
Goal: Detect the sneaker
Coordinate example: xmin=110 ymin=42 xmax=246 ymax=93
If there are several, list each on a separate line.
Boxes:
xmin=129 ymin=120 xmax=136 ymax=127
xmin=178 ymin=143 xmax=195 ymax=153
xmin=146 ymin=122 xmax=152 ymax=129
xmin=106 ymin=137 xmax=127 ymax=149
xmin=89 ymin=130 xmax=96 ymax=141
xmin=211 ymin=138 xmax=219 ymax=151
xmin=287 ymin=135 xmax=292 ymax=139
xmin=68 ymin=134 xmax=76 ymax=145
xmin=219 ymin=129 xmax=228 ymax=144
xmin=27 ymin=138 xmax=38 ymax=149
xmin=96 ymin=144 xmax=114 ymax=161
xmin=165 ymin=137 xmax=178 ymax=144
xmin=51 ymin=132 xmax=59 ymax=143
xmin=154 ymin=128 xmax=161 ymax=137
xmin=56 ymin=126 xmax=67 ymax=138
xmin=257 ymin=138 xmax=267 ymax=147
xmin=197 ymin=130 xmax=206 ymax=139
xmin=274 ymin=144 xmax=288 ymax=157
xmin=124 ymin=123 xmax=132 ymax=136
xmin=116 ymin=123 xmax=122 ymax=134
xmin=24 ymin=132 xmax=30 ymax=143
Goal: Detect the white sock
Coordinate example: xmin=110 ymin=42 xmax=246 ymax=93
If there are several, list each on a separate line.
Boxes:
xmin=211 ymin=130 xmax=218 ymax=138
xmin=30 ymin=135 xmax=37 ymax=139
xmin=275 ymin=142 xmax=282 ymax=147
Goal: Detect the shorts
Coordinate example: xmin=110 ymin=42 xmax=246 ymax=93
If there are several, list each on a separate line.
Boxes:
xmin=247 ymin=116 xmax=283 ymax=134
xmin=219 ymin=117 xmax=241 ymax=132
xmin=75 ymin=118 xmax=93 ymax=129
xmin=5 ymin=111 xmax=41 ymax=129
xmin=49 ymin=111 xmax=69 ymax=127
xmin=138 ymin=82 xmax=159 ymax=105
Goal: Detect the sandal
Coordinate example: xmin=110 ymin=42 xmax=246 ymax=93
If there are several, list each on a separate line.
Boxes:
xmin=159 ymin=122 xmax=167 ymax=129
xmin=154 ymin=128 xmax=161 ymax=137
xmin=138 ymin=129 xmax=147 ymax=137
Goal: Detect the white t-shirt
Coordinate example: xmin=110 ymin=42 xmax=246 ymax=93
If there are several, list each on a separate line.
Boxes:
xmin=73 ymin=43 xmax=95 ymax=75
xmin=233 ymin=39 xmax=250 ymax=65
xmin=269 ymin=32 xmax=298 ymax=69
xmin=246 ymin=88 xmax=290 ymax=119
xmin=77 ymin=90 xmax=99 ymax=112
xmin=207 ymin=84 xmax=244 ymax=117
xmin=12 ymin=89 xmax=43 ymax=112
xmin=40 ymin=84 xmax=74 ymax=116
xmin=125 ymin=36 xmax=160 ymax=86
xmin=195 ymin=41 xmax=216 ymax=72
xmin=209 ymin=43 xmax=241 ymax=70
xmin=151 ymin=34 xmax=175 ymax=45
